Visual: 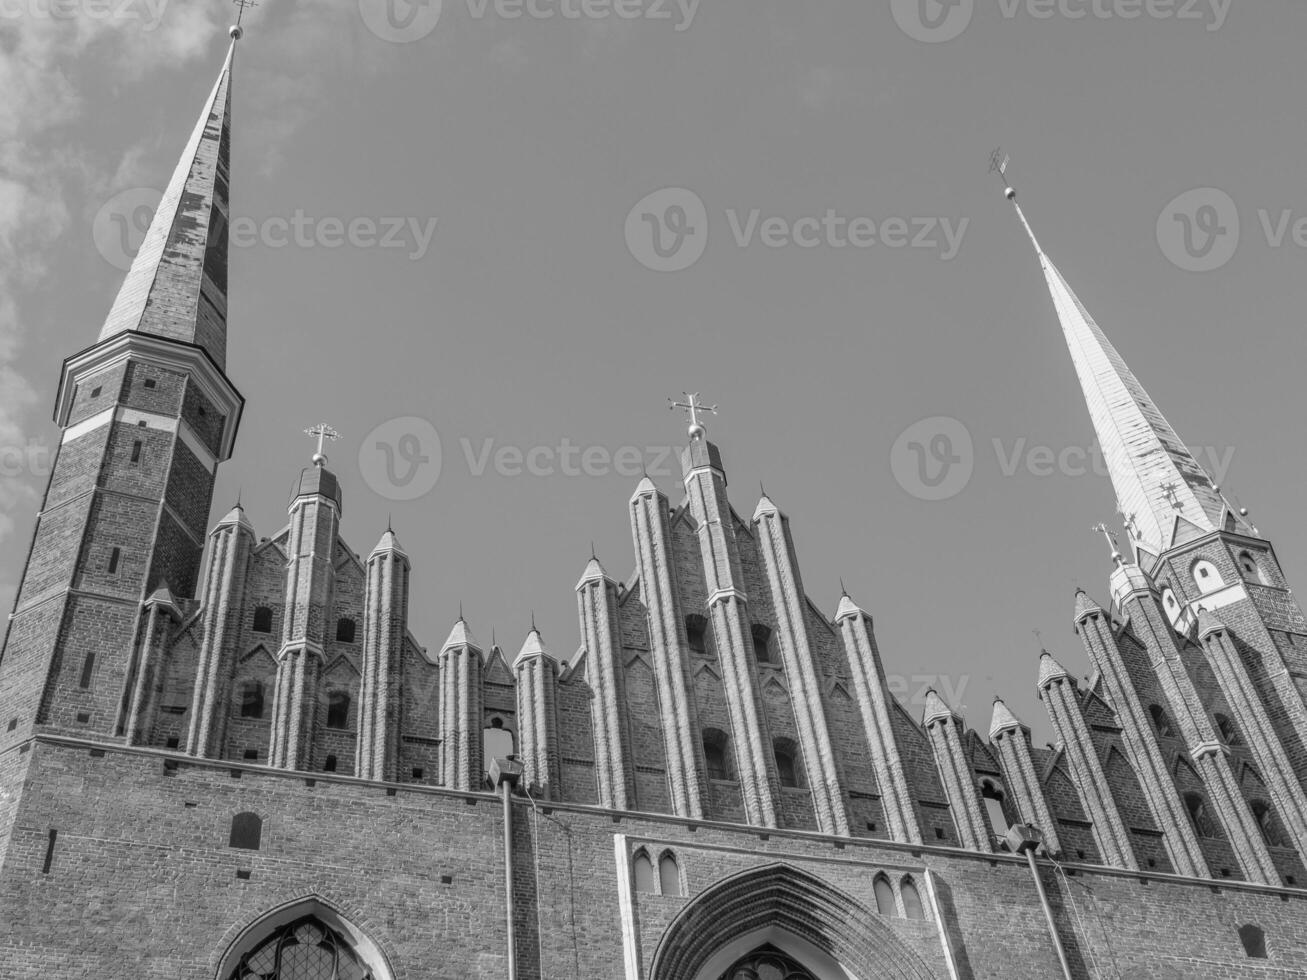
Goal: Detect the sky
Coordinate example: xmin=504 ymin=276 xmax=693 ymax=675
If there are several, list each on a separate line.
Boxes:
xmin=3 ymin=0 xmax=1307 ymax=744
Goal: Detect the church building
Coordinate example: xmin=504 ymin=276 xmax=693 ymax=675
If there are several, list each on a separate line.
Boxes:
xmin=1 ymin=27 xmax=1305 ymax=979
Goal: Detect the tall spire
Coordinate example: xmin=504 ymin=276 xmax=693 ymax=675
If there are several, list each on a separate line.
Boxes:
xmin=98 ymin=36 xmax=237 ymax=371
xmin=999 ymin=158 xmax=1238 ymax=557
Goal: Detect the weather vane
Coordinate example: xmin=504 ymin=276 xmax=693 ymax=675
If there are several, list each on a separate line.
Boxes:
xmin=669 ymin=392 xmax=718 ymax=442
xmin=230 ymin=0 xmax=256 ymax=38
xmin=1092 ymin=522 xmax=1125 ymax=568
xmin=304 ymin=423 xmax=340 ymax=467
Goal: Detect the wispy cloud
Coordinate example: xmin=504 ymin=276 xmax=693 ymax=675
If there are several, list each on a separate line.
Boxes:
xmin=0 ymin=4 xmax=222 ymax=607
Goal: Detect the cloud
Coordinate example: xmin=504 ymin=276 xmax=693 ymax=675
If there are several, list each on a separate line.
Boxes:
xmin=0 ymin=3 xmax=223 ymax=609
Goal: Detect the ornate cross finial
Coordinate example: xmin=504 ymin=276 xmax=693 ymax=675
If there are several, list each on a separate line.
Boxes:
xmin=304 ymin=423 xmax=340 ymax=467
xmin=1092 ymin=522 xmax=1125 ymax=568
xmin=1160 ymin=482 xmax=1181 ymax=509
xmin=668 ymin=392 xmax=718 ymax=441
xmin=230 ymin=0 xmax=256 ymax=37
xmin=990 ymin=147 xmax=1015 ymax=199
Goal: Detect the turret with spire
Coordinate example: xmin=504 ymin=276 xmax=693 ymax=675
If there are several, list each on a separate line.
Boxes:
xmin=673 ymin=394 xmax=780 ymax=828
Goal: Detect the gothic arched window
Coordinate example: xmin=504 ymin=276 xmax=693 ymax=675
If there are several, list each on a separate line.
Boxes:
xmin=1251 ymin=799 xmax=1290 ymax=849
xmin=685 ymin=614 xmax=708 ymax=655
xmin=336 ymin=618 xmax=356 ymax=643
xmin=326 ymin=692 xmax=351 ymax=730
xmin=658 ymin=851 xmax=682 ymax=897
xmin=717 ymin=944 xmax=818 ymax=980
xmin=1240 ymin=924 xmax=1268 ymax=959
xmin=1185 ymin=792 xmax=1218 ymax=838
xmin=1161 ymin=588 xmax=1183 ymax=628
xmin=1192 ymin=559 xmax=1225 ymax=594
xmin=229 ymin=812 xmax=262 ymax=851
xmin=873 ymin=873 xmax=895 ymax=915
xmin=633 ymin=850 xmax=655 ymax=893
xmin=773 ymin=739 xmax=802 ymax=789
xmin=703 ymin=728 xmax=732 ymax=781
xmin=900 ymin=876 xmax=926 ymax=920
xmin=483 ymin=716 xmax=515 ymax=783
xmin=252 ymin=606 xmax=274 ymax=634
xmin=751 ymin=623 xmax=772 ymax=664
xmin=225 ymin=916 xmax=380 ymax=980
xmin=980 ymin=780 xmax=1009 ymax=839
xmin=240 ymin=681 xmax=265 ymax=719
xmin=1215 ymin=713 xmax=1241 ymax=746
xmin=1149 ymin=704 xmax=1174 ymax=738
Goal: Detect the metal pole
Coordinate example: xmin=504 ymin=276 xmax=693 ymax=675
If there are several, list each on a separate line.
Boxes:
xmin=1025 ymin=846 xmax=1074 ymax=980
xmin=501 ymin=777 xmax=517 ymax=980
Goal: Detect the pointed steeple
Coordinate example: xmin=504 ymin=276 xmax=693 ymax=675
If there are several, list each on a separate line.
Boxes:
xmin=99 ymin=38 xmax=236 ymax=370
xmin=1003 ymin=178 xmax=1243 ymax=557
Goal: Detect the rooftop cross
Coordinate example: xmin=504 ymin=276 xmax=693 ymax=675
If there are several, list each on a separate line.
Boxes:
xmin=304 ymin=423 xmax=340 ymax=468
xmin=668 ymin=392 xmax=718 ymax=441
xmin=1092 ymin=522 xmax=1125 ymax=568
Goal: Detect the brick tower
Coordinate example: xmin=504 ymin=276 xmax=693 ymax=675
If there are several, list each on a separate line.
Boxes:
xmin=0 ymin=40 xmax=242 ymax=748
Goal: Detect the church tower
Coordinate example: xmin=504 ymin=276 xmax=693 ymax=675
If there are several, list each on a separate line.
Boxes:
xmin=1005 ymin=170 xmax=1307 ymax=883
xmin=0 ymin=37 xmax=243 ymax=749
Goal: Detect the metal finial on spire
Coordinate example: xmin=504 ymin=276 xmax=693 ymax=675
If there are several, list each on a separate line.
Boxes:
xmin=530 ymin=610 xmax=538 ymax=633
xmin=990 ymin=147 xmax=1015 ymax=200
xmin=304 ymin=423 xmax=339 ymax=467
xmin=840 ymin=577 xmax=849 ymax=597
xmin=230 ymin=0 xmax=255 ymax=37
xmin=669 ymin=392 xmax=718 ymax=442
xmin=1092 ymin=522 xmax=1125 ymax=568
xmin=458 ymin=600 xmax=464 ymax=622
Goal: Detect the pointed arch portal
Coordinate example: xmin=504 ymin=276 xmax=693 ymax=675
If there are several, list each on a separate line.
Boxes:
xmin=215 ymin=898 xmax=395 ymax=980
xmin=650 ymin=864 xmax=937 ymax=980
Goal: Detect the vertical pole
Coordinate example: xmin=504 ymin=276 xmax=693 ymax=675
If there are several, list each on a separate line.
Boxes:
xmin=1024 ymin=847 xmax=1074 ymax=980
xmin=502 ymin=777 xmax=516 ymax=980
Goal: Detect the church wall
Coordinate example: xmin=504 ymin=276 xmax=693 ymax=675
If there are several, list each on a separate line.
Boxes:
xmin=4 ymin=738 xmax=1307 ymax=978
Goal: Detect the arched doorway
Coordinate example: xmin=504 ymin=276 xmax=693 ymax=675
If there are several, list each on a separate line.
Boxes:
xmin=215 ymin=898 xmax=395 ymax=980
xmin=718 ymin=943 xmax=825 ymax=980
xmin=650 ymin=863 xmax=936 ymax=980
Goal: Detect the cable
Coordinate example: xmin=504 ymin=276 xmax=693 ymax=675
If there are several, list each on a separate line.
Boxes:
xmin=1046 ymin=853 xmax=1121 ymax=980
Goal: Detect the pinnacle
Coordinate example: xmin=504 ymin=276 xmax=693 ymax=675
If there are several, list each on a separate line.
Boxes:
xmin=1196 ymin=607 xmax=1227 ymax=640
xmin=834 ymin=592 xmax=863 ymax=622
xmin=441 ymin=617 xmax=482 ymax=655
xmin=514 ymin=628 xmax=556 ymax=667
xmin=630 ymin=476 xmax=660 ymax=502
xmin=575 ymin=556 xmax=609 ymax=590
xmin=752 ymin=493 xmax=779 ymax=522
xmin=989 ymin=698 xmax=1023 ymax=738
xmin=922 ymin=689 xmax=955 ymax=725
xmin=1074 ymin=589 xmax=1103 ymax=623
xmin=1037 ymin=650 xmax=1071 ymax=688
xmin=370 ymin=527 xmax=407 ymax=559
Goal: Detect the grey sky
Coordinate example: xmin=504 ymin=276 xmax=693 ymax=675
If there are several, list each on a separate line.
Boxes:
xmin=3 ymin=0 xmax=1306 ymax=740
